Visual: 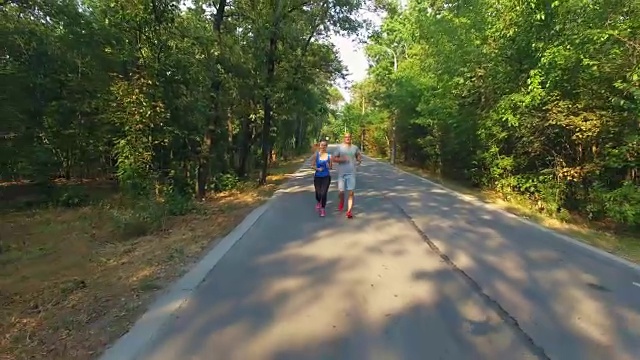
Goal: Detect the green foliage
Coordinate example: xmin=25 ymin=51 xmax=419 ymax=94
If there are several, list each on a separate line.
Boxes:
xmin=163 ymin=192 xmax=197 ymax=216
xmin=589 ymin=182 xmax=640 ymax=226
xmin=52 ymin=187 xmax=91 ymax=208
xmin=109 ymin=200 xmax=168 ymax=240
xmin=349 ymin=0 xmax=640 ymax=229
xmin=212 ymin=173 xmax=241 ymax=192
xmin=1 ymin=0 xmax=366 ymax=218
xmin=109 ymin=74 xmax=166 ymax=198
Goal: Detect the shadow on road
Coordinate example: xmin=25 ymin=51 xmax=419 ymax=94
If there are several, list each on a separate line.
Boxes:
xmin=356 ymin=159 xmax=640 ymax=360
xmin=136 ymin=157 xmax=639 ymax=360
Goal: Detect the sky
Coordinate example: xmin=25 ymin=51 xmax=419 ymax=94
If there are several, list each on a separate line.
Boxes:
xmin=329 ymin=35 xmax=369 ymax=103
xmin=330 ymin=0 xmax=408 ymax=103
xmin=329 ymin=9 xmax=384 ymax=103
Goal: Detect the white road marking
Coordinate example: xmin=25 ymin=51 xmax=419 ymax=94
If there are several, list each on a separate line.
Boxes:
xmin=633 ymin=282 xmax=640 ymax=288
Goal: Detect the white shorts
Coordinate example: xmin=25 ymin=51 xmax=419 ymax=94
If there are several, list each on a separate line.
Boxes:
xmin=337 ymin=173 xmax=356 ymax=192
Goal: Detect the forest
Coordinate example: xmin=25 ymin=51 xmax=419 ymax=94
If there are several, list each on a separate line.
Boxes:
xmin=1 ymin=0 xmax=364 ymax=358
xmin=1 ymin=0 xmax=639 ymax=358
xmin=331 ymin=0 xmax=639 ymax=234
xmin=1 ymin=0 xmax=361 ymax=207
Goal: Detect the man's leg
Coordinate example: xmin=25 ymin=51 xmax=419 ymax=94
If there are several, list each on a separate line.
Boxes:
xmin=337 ymin=174 xmax=345 ymax=211
xmin=345 ymin=174 xmax=356 ymax=217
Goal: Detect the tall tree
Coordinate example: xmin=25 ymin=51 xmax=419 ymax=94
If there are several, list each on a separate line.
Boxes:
xmin=347 ymin=0 xmax=640 ymax=228
xmin=0 ymin=0 xmax=372 ymax=204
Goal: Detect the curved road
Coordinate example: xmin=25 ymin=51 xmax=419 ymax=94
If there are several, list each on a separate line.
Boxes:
xmin=115 ymin=147 xmax=640 ymax=360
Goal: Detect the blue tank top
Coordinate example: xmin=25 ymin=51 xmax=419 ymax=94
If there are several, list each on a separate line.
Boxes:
xmin=315 ymin=152 xmax=331 ymax=177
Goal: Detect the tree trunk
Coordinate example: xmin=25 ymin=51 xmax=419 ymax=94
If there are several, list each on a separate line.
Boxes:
xmin=237 ymin=116 xmax=252 ymax=177
xmin=196 ymin=0 xmax=227 ymax=199
xmin=259 ymin=34 xmax=278 ymax=185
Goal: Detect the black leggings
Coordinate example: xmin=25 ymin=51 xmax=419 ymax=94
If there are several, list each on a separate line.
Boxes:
xmin=314 ymin=176 xmax=331 ymax=208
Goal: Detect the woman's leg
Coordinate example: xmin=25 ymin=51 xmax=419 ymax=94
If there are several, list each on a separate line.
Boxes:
xmin=320 ymin=176 xmax=331 ymax=208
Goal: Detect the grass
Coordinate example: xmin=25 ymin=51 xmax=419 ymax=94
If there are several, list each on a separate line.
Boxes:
xmin=0 ymin=156 xmax=306 ymax=360
xmin=390 ymin=162 xmax=640 ymax=264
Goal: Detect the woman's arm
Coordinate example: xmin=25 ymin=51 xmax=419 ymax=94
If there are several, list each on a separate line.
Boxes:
xmin=310 ymin=152 xmax=317 ymax=170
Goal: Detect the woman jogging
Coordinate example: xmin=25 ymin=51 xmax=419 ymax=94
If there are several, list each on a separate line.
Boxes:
xmin=312 ymin=140 xmax=332 ymax=217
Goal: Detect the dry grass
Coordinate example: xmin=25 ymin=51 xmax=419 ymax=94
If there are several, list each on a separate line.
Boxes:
xmin=0 ymin=157 xmax=305 ymax=360
xmin=394 ymin=163 xmax=640 ymax=264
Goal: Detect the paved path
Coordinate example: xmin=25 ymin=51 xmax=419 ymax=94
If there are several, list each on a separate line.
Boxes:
xmin=131 ymin=150 xmax=640 ymax=360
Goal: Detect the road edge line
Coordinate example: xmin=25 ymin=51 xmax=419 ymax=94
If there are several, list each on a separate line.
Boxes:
xmin=99 ymin=159 xmax=312 ymax=360
xmin=364 ymin=155 xmax=640 ymax=273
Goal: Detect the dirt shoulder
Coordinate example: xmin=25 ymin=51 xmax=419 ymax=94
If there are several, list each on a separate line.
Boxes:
xmin=0 ymin=157 xmax=306 ymax=360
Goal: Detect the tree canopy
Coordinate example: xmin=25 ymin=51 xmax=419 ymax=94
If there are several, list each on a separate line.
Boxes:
xmin=1 ymin=0 xmax=371 ymax=205
xmin=1 ymin=1 xmax=639 ymax=357
xmin=337 ymin=0 xmax=639 ymax=229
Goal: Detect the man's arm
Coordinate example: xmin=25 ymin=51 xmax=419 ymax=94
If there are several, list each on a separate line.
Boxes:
xmin=333 ymin=148 xmax=343 ymax=163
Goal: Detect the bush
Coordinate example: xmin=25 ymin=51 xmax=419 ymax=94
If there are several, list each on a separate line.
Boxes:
xmin=53 ymin=187 xmax=91 ymax=208
xmin=109 ymin=199 xmax=167 ymax=240
xmin=212 ymin=173 xmax=240 ymax=192
xmin=589 ymin=181 xmax=640 ymax=227
xmin=164 ymin=192 xmax=196 ymax=216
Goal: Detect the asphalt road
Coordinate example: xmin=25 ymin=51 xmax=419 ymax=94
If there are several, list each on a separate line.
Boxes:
xmin=134 ymin=148 xmax=640 ymax=360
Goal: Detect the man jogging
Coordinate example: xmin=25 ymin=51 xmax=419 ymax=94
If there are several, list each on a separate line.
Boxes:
xmin=333 ymin=133 xmax=362 ymax=218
